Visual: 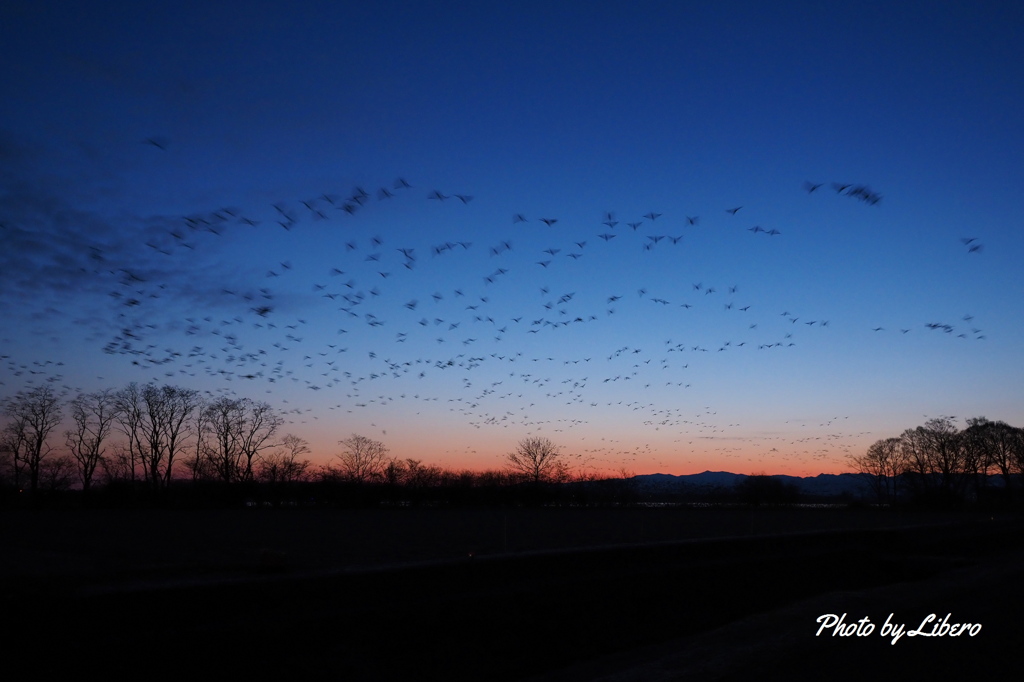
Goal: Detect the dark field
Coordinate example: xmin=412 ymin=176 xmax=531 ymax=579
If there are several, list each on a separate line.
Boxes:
xmin=1 ymin=506 xmax=982 ymax=587
xmin=4 ymin=507 xmax=1022 ymax=679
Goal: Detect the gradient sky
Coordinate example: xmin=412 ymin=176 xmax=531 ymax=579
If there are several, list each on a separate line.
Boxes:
xmin=2 ymin=1 xmax=1022 ymax=477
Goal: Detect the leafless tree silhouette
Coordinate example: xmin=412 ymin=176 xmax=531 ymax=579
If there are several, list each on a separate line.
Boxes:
xmin=201 ymin=397 xmax=283 ymax=483
xmin=65 ymin=389 xmax=119 ymax=492
xmin=902 ymin=417 xmax=968 ymax=501
xmin=335 ymin=433 xmax=390 ymax=483
xmin=257 ymin=433 xmax=311 ymax=484
xmin=114 ymin=383 xmax=200 ymax=489
xmin=505 ymin=436 xmax=569 ymax=483
xmin=962 ymin=418 xmax=1024 ymax=501
xmin=2 ymin=385 xmax=64 ymax=494
xmin=0 ymin=417 xmax=28 ymax=490
xmin=852 ymin=416 xmax=1024 ymax=505
xmin=848 ymin=437 xmax=906 ymax=504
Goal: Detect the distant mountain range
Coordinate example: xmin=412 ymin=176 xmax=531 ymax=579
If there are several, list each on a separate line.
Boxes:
xmin=632 ymin=471 xmax=876 ymax=498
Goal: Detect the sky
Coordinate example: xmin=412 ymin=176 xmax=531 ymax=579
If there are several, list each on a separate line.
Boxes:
xmin=2 ymin=1 xmax=1023 ymax=478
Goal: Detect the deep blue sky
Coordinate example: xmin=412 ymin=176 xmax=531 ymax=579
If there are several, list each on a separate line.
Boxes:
xmin=2 ymin=1 xmax=1022 ymax=476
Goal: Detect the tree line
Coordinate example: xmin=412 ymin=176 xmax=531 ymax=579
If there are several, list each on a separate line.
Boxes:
xmin=11 ymin=381 xmax=1017 ymax=510
xmin=0 ymin=382 xmax=612 ymax=507
xmin=0 ymin=383 xmax=307 ymax=498
xmin=849 ymin=416 xmax=1024 ymax=507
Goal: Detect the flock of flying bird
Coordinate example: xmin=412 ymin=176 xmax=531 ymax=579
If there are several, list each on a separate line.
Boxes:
xmin=3 ymin=145 xmax=991 ymax=472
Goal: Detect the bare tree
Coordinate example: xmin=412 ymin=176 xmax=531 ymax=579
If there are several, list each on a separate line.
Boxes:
xmin=895 ymin=417 xmax=976 ymax=503
xmin=235 ymin=399 xmax=283 ymax=481
xmin=403 ymin=459 xmax=443 ymax=488
xmin=202 ymin=397 xmax=283 ymax=483
xmin=898 ymin=425 xmax=932 ymax=497
xmin=65 ymin=389 xmax=119 ymax=492
xmin=1011 ymin=426 xmax=1024 ymax=481
xmin=114 ymin=383 xmax=199 ymax=490
xmin=113 ymin=383 xmax=145 ymax=483
xmin=100 ymin=442 xmax=138 ymax=485
xmin=335 ymin=434 xmax=389 ymax=483
xmin=146 ymin=384 xmax=200 ymax=487
xmin=917 ymin=417 xmax=968 ymax=499
xmin=506 ymin=436 xmax=567 ymax=483
xmin=1 ymin=415 xmax=29 ymax=489
xmin=2 ymin=385 xmax=64 ymax=494
xmin=257 ymin=433 xmax=311 ymax=484
xmin=963 ymin=418 xmax=1023 ymax=501
xmin=40 ymin=454 xmax=76 ymax=492
xmin=202 ymin=396 xmax=240 ymax=483
xmin=849 ymin=437 xmax=906 ymax=503
xmin=182 ymin=396 xmax=214 ymax=481
xmin=381 ymin=457 xmax=405 ymax=486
